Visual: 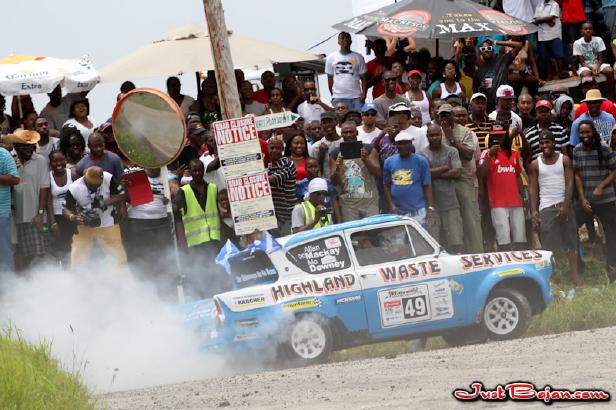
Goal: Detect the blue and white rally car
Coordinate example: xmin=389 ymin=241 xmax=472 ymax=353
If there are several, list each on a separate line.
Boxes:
xmin=184 ymin=215 xmax=553 ymax=365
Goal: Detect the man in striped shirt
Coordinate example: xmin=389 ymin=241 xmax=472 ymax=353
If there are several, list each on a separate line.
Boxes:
xmin=573 ymin=120 xmax=616 ymax=280
xmin=466 ymin=93 xmax=495 ymax=151
xmin=524 ymin=100 xmax=570 ymax=162
xmin=268 ymin=135 xmax=297 ymax=237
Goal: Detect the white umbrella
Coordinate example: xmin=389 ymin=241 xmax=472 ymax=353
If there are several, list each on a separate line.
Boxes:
xmin=0 ymin=54 xmax=100 ymax=96
xmin=99 ymin=23 xmax=321 ymax=82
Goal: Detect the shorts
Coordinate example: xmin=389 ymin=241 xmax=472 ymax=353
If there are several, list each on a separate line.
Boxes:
xmin=539 ymin=203 xmax=578 ymax=252
xmin=491 ymin=207 xmax=526 ymax=246
xmin=538 ymin=38 xmax=564 ymax=60
xmin=577 ymin=64 xmax=612 ymax=75
xmin=438 ymin=208 xmax=464 ymax=246
xmin=402 ymin=207 xmax=427 ymax=227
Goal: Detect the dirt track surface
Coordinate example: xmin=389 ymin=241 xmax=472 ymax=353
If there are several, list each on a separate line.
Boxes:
xmin=99 ymin=327 xmax=616 ymax=409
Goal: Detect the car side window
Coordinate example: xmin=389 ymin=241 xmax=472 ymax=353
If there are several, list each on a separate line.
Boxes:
xmin=286 ymin=235 xmax=351 ymax=274
xmin=351 ymin=225 xmax=412 ymax=266
xmin=407 ymin=225 xmax=435 ymax=257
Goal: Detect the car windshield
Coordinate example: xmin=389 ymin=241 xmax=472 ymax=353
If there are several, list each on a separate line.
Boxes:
xmin=228 ymin=249 xmax=279 ymax=289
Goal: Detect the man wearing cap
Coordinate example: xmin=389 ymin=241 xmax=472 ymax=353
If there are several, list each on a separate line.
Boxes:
xmin=528 ymin=131 xmax=583 ymax=287
xmin=6 ymin=130 xmax=51 ymax=269
xmin=357 ymin=103 xmax=380 ymax=144
xmin=75 ymin=132 xmax=124 ymax=181
xmin=478 ymin=122 xmax=527 ymax=251
xmin=488 ymin=85 xmax=523 ymax=132
xmin=384 ymin=129 xmax=434 ymax=226
xmin=291 ymin=178 xmax=333 ymax=233
xmin=466 ymin=93 xmax=495 ymax=151
xmin=330 ymin=121 xmax=380 ymax=221
xmin=325 ymin=32 xmax=368 ymax=112
xmin=0 ymin=144 xmax=19 ymax=273
xmin=574 ymin=77 xmax=616 ymax=120
xmin=63 ymin=165 xmax=127 ymax=268
xmin=570 ymin=90 xmax=616 ymax=146
xmin=525 ymin=100 xmax=570 ymax=160
xmin=419 ymin=123 xmax=464 ymax=253
xmin=438 ymin=104 xmax=484 ymax=253
xmin=388 ymin=102 xmax=428 ymax=151
xmin=310 ymin=111 xmax=341 ymax=178
xmin=170 ymin=123 xmax=207 ymax=172
xmin=297 ymin=81 xmax=333 ymax=123
xmin=473 ymin=38 xmax=523 ymax=112
xmin=373 ymin=70 xmax=410 ymax=120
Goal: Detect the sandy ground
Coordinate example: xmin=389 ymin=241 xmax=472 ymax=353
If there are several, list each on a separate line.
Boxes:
xmin=99 ymin=327 xmax=616 ymax=409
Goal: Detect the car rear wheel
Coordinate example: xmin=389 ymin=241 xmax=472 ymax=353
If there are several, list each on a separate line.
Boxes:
xmin=442 ymin=324 xmax=487 ymax=347
xmin=284 ymin=314 xmax=333 ymax=366
xmin=482 ymin=288 xmax=532 ymax=341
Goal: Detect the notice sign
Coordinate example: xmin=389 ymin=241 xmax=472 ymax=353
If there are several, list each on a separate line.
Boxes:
xmin=226 ymin=171 xmax=277 ymax=235
xmin=212 ymin=116 xmax=263 ymax=178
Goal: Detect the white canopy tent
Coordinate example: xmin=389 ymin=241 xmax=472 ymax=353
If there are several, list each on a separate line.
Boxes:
xmin=99 ymin=23 xmax=322 ymax=83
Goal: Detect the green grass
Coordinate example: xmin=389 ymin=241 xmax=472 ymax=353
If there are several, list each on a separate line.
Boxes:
xmin=0 ymin=328 xmax=95 ymax=410
xmin=331 ymin=244 xmax=616 ymax=363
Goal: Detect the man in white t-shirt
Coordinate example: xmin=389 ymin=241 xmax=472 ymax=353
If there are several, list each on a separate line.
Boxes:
xmin=488 ymin=85 xmax=523 ymax=131
xmin=325 ymin=32 xmax=367 ymax=113
xmin=297 ymin=80 xmax=333 ymax=122
xmin=503 ymin=0 xmax=537 ymax=23
xmin=357 ymin=103 xmax=381 ymax=144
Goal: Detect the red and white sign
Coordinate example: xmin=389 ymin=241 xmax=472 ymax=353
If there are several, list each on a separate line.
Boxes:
xmin=212 ymin=116 xmax=263 ymax=178
xmin=226 ymin=171 xmax=277 ymax=235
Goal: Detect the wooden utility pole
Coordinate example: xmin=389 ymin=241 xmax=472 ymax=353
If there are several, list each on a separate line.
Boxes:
xmin=202 ymin=0 xmax=242 ymax=119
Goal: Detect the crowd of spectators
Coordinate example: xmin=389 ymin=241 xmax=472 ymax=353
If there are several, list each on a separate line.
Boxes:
xmin=2 ymin=0 xmax=616 ymax=296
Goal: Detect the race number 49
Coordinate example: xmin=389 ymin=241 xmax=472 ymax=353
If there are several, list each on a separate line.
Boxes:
xmin=402 ymin=295 xmax=428 ymax=319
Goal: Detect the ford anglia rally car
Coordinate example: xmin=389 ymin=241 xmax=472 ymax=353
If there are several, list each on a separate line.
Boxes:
xmin=183 ymin=215 xmax=554 ymax=365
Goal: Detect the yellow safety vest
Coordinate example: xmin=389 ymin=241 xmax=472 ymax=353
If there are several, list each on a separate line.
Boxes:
xmin=301 ymin=200 xmax=332 ymax=229
xmin=181 ymin=183 xmax=221 ymax=247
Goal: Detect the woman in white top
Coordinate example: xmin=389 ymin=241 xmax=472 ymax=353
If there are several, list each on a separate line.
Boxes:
xmin=63 ymin=98 xmax=97 ymax=145
xmin=47 ymin=150 xmax=76 ymax=268
xmin=431 ymin=60 xmax=467 ymax=101
xmin=406 ymin=70 xmax=431 ymax=126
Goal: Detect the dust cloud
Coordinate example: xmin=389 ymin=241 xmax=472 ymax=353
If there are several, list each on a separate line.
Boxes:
xmin=0 ymin=262 xmax=227 ymax=393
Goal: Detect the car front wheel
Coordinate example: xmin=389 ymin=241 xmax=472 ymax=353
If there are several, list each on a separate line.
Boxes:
xmin=482 ymin=288 xmax=532 ymax=341
xmin=284 ymin=314 xmax=333 ymax=366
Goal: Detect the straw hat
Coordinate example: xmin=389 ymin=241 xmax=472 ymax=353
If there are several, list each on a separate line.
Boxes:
xmin=581 ymin=89 xmax=606 ymax=103
xmin=2 ymin=130 xmax=40 ymax=145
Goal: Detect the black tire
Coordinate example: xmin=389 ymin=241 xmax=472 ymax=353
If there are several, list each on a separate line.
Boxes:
xmin=481 ymin=287 xmax=532 ymax=341
xmin=442 ymin=324 xmax=488 ymax=347
xmin=283 ymin=314 xmax=333 ymax=366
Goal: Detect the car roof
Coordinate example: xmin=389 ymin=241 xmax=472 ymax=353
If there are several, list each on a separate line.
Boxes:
xmin=280 ymin=214 xmax=410 ymax=248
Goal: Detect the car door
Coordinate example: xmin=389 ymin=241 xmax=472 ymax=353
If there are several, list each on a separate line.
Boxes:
xmin=345 ymin=221 xmax=467 ymax=338
xmin=281 ymin=234 xmax=368 ymax=332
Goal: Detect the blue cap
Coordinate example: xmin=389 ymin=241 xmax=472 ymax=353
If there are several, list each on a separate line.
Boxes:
xmin=361 ymin=103 xmax=378 ymax=113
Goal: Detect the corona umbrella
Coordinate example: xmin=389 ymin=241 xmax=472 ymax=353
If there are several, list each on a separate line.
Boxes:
xmin=0 ymin=54 xmax=99 ymax=96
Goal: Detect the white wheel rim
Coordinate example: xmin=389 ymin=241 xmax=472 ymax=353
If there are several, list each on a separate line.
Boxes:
xmin=290 ymin=320 xmax=326 ymax=360
xmin=484 ymin=296 xmax=519 ymax=336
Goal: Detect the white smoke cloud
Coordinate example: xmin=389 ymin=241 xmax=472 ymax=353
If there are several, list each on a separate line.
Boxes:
xmin=0 ymin=263 xmax=227 ymax=393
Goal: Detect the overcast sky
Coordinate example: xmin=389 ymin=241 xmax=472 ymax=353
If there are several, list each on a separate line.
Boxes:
xmin=2 ymin=0 xmax=357 ymax=122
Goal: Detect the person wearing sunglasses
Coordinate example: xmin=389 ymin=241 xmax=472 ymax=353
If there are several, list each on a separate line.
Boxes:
xmin=472 ymin=37 xmax=523 ymax=112
xmin=357 ymin=103 xmax=381 ymax=144
xmin=373 ymin=70 xmax=409 ymax=121
xmin=297 ymin=81 xmax=333 ymax=123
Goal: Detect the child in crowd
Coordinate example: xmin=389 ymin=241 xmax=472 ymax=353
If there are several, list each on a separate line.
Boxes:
xmin=533 ymin=0 xmax=565 ymax=79
xmin=572 ymin=22 xmax=615 ymax=100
